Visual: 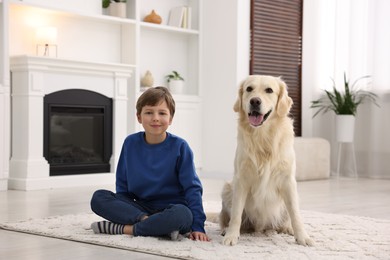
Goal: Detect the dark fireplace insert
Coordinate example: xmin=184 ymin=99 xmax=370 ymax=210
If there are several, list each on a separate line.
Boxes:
xmin=44 ymin=89 xmax=112 ymax=176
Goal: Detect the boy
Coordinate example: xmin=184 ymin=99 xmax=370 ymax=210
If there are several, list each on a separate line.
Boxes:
xmin=90 ymin=86 xmax=209 ymax=241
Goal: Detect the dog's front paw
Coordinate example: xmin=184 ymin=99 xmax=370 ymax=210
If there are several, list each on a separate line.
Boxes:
xmin=222 ymin=235 xmax=239 ymax=246
xmin=222 ymin=231 xmax=239 ymax=246
xmin=295 ymin=233 xmax=315 ymax=246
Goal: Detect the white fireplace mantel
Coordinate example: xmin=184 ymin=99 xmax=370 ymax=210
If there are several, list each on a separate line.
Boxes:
xmin=9 ymin=55 xmax=133 ymax=190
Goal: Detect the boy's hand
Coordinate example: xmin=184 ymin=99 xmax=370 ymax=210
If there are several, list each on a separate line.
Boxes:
xmin=190 ymin=231 xmax=210 ymax=242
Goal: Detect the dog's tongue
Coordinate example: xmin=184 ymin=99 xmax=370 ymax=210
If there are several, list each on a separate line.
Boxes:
xmin=249 ymin=114 xmax=264 ymax=126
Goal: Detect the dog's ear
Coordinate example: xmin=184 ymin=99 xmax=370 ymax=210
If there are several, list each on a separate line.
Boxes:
xmin=233 ymin=81 xmax=244 ymax=112
xmin=276 ymin=78 xmax=293 ymax=117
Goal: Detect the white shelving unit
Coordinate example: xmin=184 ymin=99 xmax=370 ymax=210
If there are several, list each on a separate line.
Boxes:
xmin=132 ymin=0 xmax=203 ymax=168
xmin=0 ymin=0 xmax=203 ymax=172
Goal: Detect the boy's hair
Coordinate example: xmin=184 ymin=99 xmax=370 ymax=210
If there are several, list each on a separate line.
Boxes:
xmin=136 ymin=86 xmax=176 ymax=117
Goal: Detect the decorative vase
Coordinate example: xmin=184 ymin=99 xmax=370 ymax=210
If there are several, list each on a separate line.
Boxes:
xmin=109 ymin=2 xmax=126 ymax=18
xmin=140 ymin=70 xmax=154 ymax=90
xmin=168 ymin=80 xmax=184 ymax=94
xmin=336 ymin=115 xmax=355 ymax=143
xmin=143 ymin=10 xmax=162 ymax=24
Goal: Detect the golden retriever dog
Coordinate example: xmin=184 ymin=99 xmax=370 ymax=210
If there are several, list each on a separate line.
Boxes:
xmin=220 ymin=75 xmax=314 ymax=246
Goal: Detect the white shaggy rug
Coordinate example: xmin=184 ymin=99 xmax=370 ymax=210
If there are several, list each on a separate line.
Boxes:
xmin=1 ymin=207 xmax=390 ymax=260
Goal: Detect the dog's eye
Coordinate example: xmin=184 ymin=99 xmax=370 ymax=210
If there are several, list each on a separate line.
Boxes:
xmin=265 ymin=88 xmax=273 ymax=94
xmin=246 ymin=86 xmax=253 ymax=92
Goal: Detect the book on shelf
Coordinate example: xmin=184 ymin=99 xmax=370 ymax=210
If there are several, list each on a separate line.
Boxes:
xmin=168 ymin=6 xmax=192 ymax=29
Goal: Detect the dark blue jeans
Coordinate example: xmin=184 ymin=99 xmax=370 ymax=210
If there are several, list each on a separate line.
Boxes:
xmin=90 ymin=189 xmax=193 ymax=237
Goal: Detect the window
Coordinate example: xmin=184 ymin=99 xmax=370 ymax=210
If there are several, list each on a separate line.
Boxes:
xmin=250 ymin=0 xmax=303 ymax=135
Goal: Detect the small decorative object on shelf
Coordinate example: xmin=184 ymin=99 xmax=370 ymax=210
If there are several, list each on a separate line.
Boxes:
xmin=166 ymin=71 xmax=184 ymax=94
xmin=140 ymin=70 xmax=154 ymax=91
xmin=168 ymin=6 xmax=191 ymax=29
xmin=35 ymin=26 xmax=58 ymax=58
xmin=143 ymin=10 xmax=162 ymax=24
xmin=102 ymin=0 xmax=127 ymax=18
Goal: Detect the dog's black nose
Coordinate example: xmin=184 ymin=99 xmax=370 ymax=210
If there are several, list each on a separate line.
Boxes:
xmin=250 ymin=98 xmax=261 ymax=108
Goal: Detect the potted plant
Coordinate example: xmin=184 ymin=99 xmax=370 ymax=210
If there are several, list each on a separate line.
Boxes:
xmin=165 ymin=71 xmax=185 ymax=94
xmin=102 ymin=0 xmax=127 ymax=18
xmin=310 ymin=72 xmax=379 ymax=142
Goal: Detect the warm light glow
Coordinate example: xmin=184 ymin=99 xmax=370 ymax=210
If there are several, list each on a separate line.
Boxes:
xmin=35 ymin=27 xmax=57 ymax=45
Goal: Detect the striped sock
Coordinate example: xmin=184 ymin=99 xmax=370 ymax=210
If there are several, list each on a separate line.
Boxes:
xmin=170 ymin=230 xmax=189 ymax=241
xmin=91 ymin=221 xmax=125 ymax=235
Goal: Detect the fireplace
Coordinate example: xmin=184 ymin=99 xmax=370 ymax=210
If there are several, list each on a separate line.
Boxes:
xmin=44 ymin=89 xmax=112 ymax=176
xmin=9 ymin=55 xmax=132 ymax=190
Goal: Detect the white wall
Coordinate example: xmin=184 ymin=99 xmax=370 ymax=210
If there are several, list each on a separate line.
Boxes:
xmin=0 ymin=1 xmax=10 ymax=190
xmin=200 ymin=0 xmax=250 ymax=178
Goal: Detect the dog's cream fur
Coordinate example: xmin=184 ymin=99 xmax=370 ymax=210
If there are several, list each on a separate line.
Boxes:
xmin=220 ymin=75 xmax=314 ymax=246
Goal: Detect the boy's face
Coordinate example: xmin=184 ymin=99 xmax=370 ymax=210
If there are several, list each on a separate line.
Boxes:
xmin=137 ymin=100 xmax=173 ymax=143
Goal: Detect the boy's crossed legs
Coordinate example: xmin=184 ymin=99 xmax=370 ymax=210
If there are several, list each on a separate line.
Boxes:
xmin=90 ymin=189 xmax=193 ymax=240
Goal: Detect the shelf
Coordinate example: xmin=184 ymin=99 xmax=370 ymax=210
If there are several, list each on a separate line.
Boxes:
xmin=137 ymin=91 xmax=201 ymax=102
xmin=79 ymin=13 xmax=136 ymax=26
xmin=9 ymin=0 xmax=137 ymax=25
xmin=140 ymin=21 xmax=199 ymax=35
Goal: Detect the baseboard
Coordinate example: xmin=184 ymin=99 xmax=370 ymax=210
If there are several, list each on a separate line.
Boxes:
xmin=0 ymin=178 xmax=8 ymax=191
xmin=8 ymin=172 xmax=115 ymax=190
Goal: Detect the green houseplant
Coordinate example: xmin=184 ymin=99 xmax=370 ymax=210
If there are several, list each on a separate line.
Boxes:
xmin=310 ymin=73 xmax=378 ymax=118
xmin=165 ymin=70 xmax=184 ymax=83
xmin=165 ymin=71 xmax=185 ymax=94
xmin=311 ymin=72 xmax=379 ymax=143
xmin=311 ymin=73 xmax=380 ymax=178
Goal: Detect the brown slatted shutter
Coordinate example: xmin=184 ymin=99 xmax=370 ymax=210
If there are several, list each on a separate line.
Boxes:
xmin=250 ymin=0 xmax=303 ymax=136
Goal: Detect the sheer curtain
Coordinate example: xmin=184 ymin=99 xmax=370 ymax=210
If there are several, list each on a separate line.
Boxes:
xmin=352 ymin=0 xmax=390 ymax=178
xmin=308 ymin=0 xmax=390 ymax=178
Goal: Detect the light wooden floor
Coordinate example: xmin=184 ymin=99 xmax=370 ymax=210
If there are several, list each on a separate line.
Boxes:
xmin=1 ymin=177 xmax=389 ymax=259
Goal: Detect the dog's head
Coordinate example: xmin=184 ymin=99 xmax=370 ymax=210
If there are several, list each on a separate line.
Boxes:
xmin=233 ymin=75 xmax=293 ymax=128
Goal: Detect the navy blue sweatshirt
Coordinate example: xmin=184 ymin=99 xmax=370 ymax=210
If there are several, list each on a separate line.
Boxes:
xmin=115 ymin=132 xmax=206 ymax=233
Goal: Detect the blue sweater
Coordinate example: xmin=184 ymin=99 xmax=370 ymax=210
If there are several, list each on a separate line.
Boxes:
xmin=115 ymin=132 xmax=206 ymax=233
